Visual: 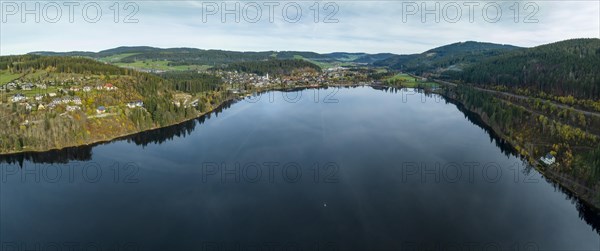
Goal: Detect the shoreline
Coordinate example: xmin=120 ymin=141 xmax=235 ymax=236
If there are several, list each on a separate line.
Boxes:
xmin=0 ymin=84 xmax=359 ymax=156
xmin=2 ymin=83 xmax=599 ymax=211
xmin=436 ymin=88 xmax=600 ymax=211
xmin=0 ymin=93 xmax=243 ymax=156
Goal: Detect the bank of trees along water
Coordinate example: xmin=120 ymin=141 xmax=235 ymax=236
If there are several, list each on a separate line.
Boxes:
xmin=435 ymin=39 xmax=600 ymax=191
xmin=0 ymin=56 xmax=231 ymax=153
xmin=1 ymin=55 xmax=326 ymax=153
xmin=445 ymin=39 xmax=600 ymax=112
xmin=445 ymin=85 xmax=600 ymax=188
xmin=372 ymin=39 xmax=600 ymax=111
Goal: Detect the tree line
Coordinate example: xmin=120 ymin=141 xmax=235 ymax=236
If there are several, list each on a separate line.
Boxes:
xmin=0 ymin=55 xmax=234 ymax=153
xmin=216 ymin=59 xmax=321 ymax=76
xmin=445 ymin=39 xmax=600 ymax=100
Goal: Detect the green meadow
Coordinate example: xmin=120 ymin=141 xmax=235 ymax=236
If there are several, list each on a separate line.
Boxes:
xmin=0 ymin=71 xmax=22 ymax=85
xmin=115 ymin=60 xmax=211 ymax=71
xmin=385 ymin=73 xmax=439 ymax=88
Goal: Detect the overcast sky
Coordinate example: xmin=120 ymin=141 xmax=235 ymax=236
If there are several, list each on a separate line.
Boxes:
xmin=1 ymin=0 xmax=598 ymax=55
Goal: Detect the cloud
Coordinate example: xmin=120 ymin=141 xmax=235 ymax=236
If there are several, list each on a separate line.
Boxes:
xmin=0 ymin=1 xmax=598 ymax=55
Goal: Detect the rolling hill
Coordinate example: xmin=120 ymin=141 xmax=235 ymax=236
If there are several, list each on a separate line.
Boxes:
xmin=31 ymin=47 xmax=398 ymax=70
xmin=446 ymin=38 xmax=600 ymax=99
xmin=373 ymin=41 xmax=521 ymax=73
xmin=29 ymin=39 xmax=600 ymax=100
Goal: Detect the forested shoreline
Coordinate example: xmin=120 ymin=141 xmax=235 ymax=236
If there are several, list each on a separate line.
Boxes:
xmin=3 ymin=40 xmax=600 ymax=209
xmin=438 ymin=85 xmax=600 ymax=208
xmin=0 ymin=55 xmax=234 ymax=153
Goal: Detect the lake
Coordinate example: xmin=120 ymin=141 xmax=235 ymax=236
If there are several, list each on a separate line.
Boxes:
xmin=1 ymin=86 xmax=599 ymax=250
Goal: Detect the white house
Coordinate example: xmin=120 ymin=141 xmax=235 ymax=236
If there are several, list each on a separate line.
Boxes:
xmin=127 ymin=101 xmax=144 ymax=108
xmin=11 ymin=94 xmax=25 ymax=102
xmin=73 ymin=96 xmax=82 ymax=105
xmin=21 ymin=83 xmax=34 ymax=90
xmin=83 ymin=86 xmax=92 ymax=92
xmin=66 ymin=105 xmax=81 ymax=112
xmin=540 ymin=153 xmax=556 ymax=165
xmin=6 ymin=82 xmax=17 ymax=90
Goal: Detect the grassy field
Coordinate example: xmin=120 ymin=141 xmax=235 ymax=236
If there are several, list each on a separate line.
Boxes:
xmin=1 ymin=70 xmax=50 ymax=85
xmin=99 ymin=53 xmax=140 ymax=63
xmin=385 ymin=73 xmax=439 ymax=88
xmin=115 ymin=60 xmax=211 ymax=71
xmin=292 ymin=55 xmax=337 ymax=69
xmin=293 ymin=55 xmax=362 ymax=69
xmin=335 ymin=54 xmax=361 ymax=62
xmin=386 ymin=73 xmax=416 ymax=82
xmin=0 ymin=71 xmax=22 ymax=85
xmin=18 ymin=86 xmax=61 ymax=97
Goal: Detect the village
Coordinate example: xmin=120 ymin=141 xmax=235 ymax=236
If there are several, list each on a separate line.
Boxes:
xmin=215 ymin=66 xmax=377 ymax=92
xmin=0 ymin=77 xmax=144 ymax=118
xmin=0 ymin=66 xmax=379 ymax=126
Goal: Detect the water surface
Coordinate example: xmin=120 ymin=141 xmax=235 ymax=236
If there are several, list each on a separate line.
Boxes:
xmin=1 ymin=87 xmax=599 ymax=250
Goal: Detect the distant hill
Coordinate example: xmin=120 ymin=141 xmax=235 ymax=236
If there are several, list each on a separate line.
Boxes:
xmin=349 ymin=53 xmax=397 ymax=64
xmin=28 ymin=51 xmax=98 ymax=58
xmin=447 ymin=38 xmax=600 ymax=99
xmin=30 ymin=47 xmax=399 ymax=68
xmin=374 ymin=41 xmax=521 ymax=73
xmin=29 ymin=39 xmax=600 ymax=99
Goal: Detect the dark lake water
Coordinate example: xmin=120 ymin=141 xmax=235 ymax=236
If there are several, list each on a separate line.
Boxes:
xmin=1 ymin=87 xmax=599 ymax=251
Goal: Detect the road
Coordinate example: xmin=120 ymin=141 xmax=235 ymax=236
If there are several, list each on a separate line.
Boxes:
xmin=433 ymin=79 xmax=600 ymax=118
xmin=88 ymin=113 xmax=117 ymax=119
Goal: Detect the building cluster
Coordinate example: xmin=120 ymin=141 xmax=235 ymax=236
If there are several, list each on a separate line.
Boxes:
xmin=216 ymin=71 xmax=277 ymax=88
xmin=1 ymin=82 xmax=46 ymax=92
xmin=3 ymin=66 xmax=371 ymax=118
xmin=3 ymin=79 xmax=143 ymax=115
xmin=215 ymin=67 xmax=368 ymax=91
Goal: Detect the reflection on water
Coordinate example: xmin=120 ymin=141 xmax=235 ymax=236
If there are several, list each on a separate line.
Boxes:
xmin=1 ymin=86 xmax=599 ymax=250
xmin=0 ymin=99 xmax=238 ymax=165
